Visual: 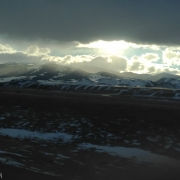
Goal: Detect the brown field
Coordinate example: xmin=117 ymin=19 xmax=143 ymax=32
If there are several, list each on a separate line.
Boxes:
xmin=0 ymin=88 xmax=180 ymax=180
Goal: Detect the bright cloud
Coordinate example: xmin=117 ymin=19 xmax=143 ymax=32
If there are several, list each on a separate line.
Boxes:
xmin=0 ymin=44 xmax=16 ymax=54
xmin=26 ymin=45 xmax=51 ymax=57
xmin=77 ymin=40 xmax=161 ymax=56
xmin=41 ymin=55 xmax=63 ymax=63
xmin=109 ymin=56 xmax=128 ymax=71
xmin=131 ymin=53 xmax=160 ymax=65
xmin=141 ymin=53 xmax=160 ymax=62
xmin=1 ymin=37 xmax=180 ymax=75
xmin=62 ymin=55 xmax=95 ymax=64
xmin=65 ymin=55 xmax=128 ymax=72
xmin=77 ymin=40 xmax=133 ymax=55
xmin=130 ymin=61 xmax=144 ymax=71
xmin=163 ymin=48 xmax=180 ymax=65
xmin=128 ymin=53 xmax=164 ymax=74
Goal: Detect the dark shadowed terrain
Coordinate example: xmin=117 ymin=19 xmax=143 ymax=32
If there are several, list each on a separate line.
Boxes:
xmin=0 ymin=88 xmax=180 ymax=180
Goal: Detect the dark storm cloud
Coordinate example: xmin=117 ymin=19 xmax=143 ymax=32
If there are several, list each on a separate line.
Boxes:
xmin=1 ymin=0 xmax=180 ymax=45
xmin=0 ymin=52 xmax=42 ymax=64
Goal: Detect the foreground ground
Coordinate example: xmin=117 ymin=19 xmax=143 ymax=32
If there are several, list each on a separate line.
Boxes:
xmin=0 ymin=88 xmax=180 ymax=179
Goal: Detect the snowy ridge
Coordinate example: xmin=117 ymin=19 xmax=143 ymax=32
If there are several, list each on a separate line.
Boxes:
xmin=1 ymin=62 xmax=180 ymax=89
xmin=1 ymin=77 xmax=180 ymax=101
xmin=156 ymin=78 xmax=180 ymax=89
xmin=1 ymin=63 xmax=180 ymax=95
xmin=1 ymin=76 xmax=180 ymax=91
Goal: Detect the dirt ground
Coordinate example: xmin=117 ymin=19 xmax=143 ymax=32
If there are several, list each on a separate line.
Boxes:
xmin=0 ymin=88 xmax=180 ymax=180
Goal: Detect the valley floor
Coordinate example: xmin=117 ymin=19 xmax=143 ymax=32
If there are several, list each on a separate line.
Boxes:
xmin=0 ymin=89 xmax=180 ymax=180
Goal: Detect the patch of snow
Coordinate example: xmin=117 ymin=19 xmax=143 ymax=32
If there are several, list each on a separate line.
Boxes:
xmin=25 ymin=82 xmax=37 ymax=87
xmin=147 ymin=136 xmax=159 ymax=142
xmin=89 ymin=74 xmax=108 ymax=81
xmin=53 ymin=73 xmax=65 ymax=78
xmin=165 ymin=144 xmax=171 ymax=149
xmin=44 ymin=152 xmax=54 ymax=156
xmin=75 ymin=85 xmax=84 ymax=90
xmin=97 ymin=86 xmax=103 ymax=90
xmin=115 ymin=89 xmax=128 ymax=95
xmin=0 ymin=150 xmax=26 ymax=157
xmin=39 ymin=72 xmax=47 ymax=76
xmin=0 ymin=157 xmax=24 ymax=167
xmin=149 ymin=92 xmax=156 ymax=97
xmin=174 ymin=93 xmax=180 ymax=100
xmin=105 ymin=87 xmax=111 ymax=90
xmin=61 ymin=86 xmax=67 ymax=89
xmin=0 ymin=128 xmax=73 ymax=142
xmin=57 ymin=154 xmax=70 ymax=159
xmin=38 ymin=80 xmax=64 ymax=85
xmin=0 ymin=76 xmax=27 ymax=83
xmin=22 ymin=122 xmax=29 ymax=126
xmin=132 ymin=140 xmax=141 ymax=146
xmin=78 ymin=143 xmax=180 ymax=165
xmin=3 ymin=113 xmax=11 ymax=117
xmin=84 ymin=85 xmax=90 ymax=90
xmin=28 ymin=76 xmax=37 ymax=80
xmin=174 ymin=148 xmax=180 ymax=152
xmin=30 ymin=167 xmax=41 ymax=171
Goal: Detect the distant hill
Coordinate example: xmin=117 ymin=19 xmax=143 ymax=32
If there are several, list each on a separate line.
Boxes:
xmin=0 ymin=63 xmax=37 ymax=77
xmin=118 ymin=72 xmax=180 ymax=81
xmin=152 ymin=73 xmax=180 ymax=81
xmin=119 ymin=72 xmax=153 ymax=81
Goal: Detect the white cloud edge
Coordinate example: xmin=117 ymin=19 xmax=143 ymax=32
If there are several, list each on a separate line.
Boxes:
xmin=1 ymin=41 xmax=180 ymax=75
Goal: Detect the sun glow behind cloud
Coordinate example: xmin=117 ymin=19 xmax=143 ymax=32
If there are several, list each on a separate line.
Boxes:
xmin=77 ymin=40 xmax=161 ymax=56
xmin=76 ymin=40 xmax=180 ymax=75
xmin=77 ymin=40 xmax=132 ymax=55
xmin=1 ymin=37 xmax=180 ymax=75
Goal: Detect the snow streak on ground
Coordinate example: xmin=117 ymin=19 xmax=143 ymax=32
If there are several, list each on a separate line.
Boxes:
xmin=0 ymin=129 xmax=73 ymax=142
xmin=78 ymin=143 xmax=180 ymax=166
xmin=0 ymin=106 xmax=180 ymax=176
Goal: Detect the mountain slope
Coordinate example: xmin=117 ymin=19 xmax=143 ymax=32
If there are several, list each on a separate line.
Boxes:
xmin=0 ymin=63 xmax=37 ymax=77
xmin=152 ymin=73 xmax=180 ymax=81
xmin=119 ymin=72 xmax=153 ymax=81
xmin=156 ymin=78 xmax=180 ymax=89
xmin=0 ymin=62 xmax=180 ymax=90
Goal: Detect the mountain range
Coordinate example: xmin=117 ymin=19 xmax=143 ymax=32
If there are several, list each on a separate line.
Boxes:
xmin=0 ymin=62 xmax=180 ymax=90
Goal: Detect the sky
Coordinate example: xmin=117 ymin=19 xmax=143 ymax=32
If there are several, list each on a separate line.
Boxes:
xmin=1 ymin=0 xmax=180 ymax=74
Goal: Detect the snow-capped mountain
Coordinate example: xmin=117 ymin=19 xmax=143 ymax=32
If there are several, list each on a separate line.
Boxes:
xmin=156 ymin=78 xmax=180 ymax=89
xmin=0 ymin=62 xmax=180 ymax=90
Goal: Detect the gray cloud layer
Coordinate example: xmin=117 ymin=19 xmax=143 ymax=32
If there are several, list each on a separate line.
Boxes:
xmin=0 ymin=53 xmax=42 ymax=64
xmin=0 ymin=0 xmax=180 ymax=45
